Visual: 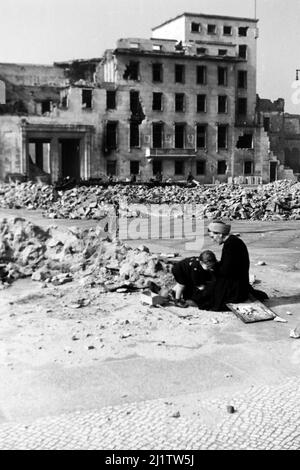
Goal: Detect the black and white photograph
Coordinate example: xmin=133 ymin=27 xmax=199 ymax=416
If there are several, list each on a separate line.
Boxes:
xmin=0 ymin=0 xmax=300 ymax=452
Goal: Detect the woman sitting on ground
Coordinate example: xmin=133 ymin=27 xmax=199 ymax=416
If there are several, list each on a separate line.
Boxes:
xmin=170 ymin=250 xmax=217 ymax=308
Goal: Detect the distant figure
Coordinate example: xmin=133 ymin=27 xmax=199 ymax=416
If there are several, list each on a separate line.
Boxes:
xmin=175 ymin=40 xmax=183 ymax=51
xmin=187 ymin=171 xmax=194 ymax=183
xmin=155 ymin=171 xmax=162 ymax=183
xmin=130 ymin=174 xmax=136 ymax=183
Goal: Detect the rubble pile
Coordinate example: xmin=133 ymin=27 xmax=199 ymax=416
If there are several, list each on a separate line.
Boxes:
xmin=0 ymin=217 xmax=173 ymax=288
xmin=0 ymin=181 xmax=58 ymax=210
xmin=1 ymin=180 xmax=300 ymax=221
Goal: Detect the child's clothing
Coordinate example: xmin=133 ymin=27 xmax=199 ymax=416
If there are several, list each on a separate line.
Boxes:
xmin=172 ymin=256 xmax=216 ymax=307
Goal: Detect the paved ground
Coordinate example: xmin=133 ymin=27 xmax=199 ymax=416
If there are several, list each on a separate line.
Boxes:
xmin=0 ymin=208 xmax=300 ymax=450
xmin=0 ymin=378 xmax=299 ymax=450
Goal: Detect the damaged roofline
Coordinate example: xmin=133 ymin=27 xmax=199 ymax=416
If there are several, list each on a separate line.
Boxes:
xmin=54 ymin=58 xmax=102 ymax=67
xmin=113 ymin=49 xmax=246 ymax=62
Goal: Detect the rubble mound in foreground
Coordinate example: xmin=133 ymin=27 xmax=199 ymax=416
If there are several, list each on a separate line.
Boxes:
xmin=1 ymin=180 xmax=300 ymax=221
xmin=0 ymin=217 xmax=173 ymax=288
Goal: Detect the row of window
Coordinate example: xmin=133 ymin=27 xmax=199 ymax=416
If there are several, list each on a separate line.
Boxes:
xmin=124 ymin=54 xmax=247 ymax=82
xmin=115 ymin=90 xmax=248 ymax=115
xmin=190 ymin=22 xmax=249 ymax=37
xmin=105 ymin=122 xmax=231 ymax=150
xmin=78 ymin=67 xmax=247 ymax=110
xmin=107 ymin=159 xmax=253 ymax=177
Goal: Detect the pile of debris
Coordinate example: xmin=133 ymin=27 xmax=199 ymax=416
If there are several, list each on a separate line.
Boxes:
xmin=0 ymin=217 xmax=173 ymax=289
xmin=0 ymin=181 xmax=58 ymax=210
xmin=1 ymin=180 xmax=300 ymax=221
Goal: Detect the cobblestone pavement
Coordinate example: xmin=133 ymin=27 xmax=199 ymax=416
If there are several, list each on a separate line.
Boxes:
xmin=0 ymin=377 xmax=299 ymax=450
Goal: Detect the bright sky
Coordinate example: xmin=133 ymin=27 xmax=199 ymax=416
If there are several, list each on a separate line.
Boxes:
xmin=1 ymin=0 xmax=300 ymax=113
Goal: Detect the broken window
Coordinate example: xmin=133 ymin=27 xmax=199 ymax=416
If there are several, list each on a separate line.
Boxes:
xmin=237 ymin=97 xmax=247 ymax=116
xmin=238 ymin=70 xmax=247 ymax=88
xmin=223 ymin=26 xmax=232 ymax=35
xmin=175 ymin=93 xmax=185 ymax=112
xmin=239 ymin=45 xmax=247 ymax=59
xmin=106 ymin=121 xmax=118 ymax=149
xmin=153 ymin=160 xmax=162 ymax=175
xmin=152 ymin=92 xmax=162 ymax=111
xmin=130 ymin=122 xmax=140 ymax=147
xmin=263 ymin=117 xmax=270 ymax=132
xmin=29 ymin=140 xmax=51 ymax=173
xmin=196 ymin=124 xmax=207 ymax=148
xmin=153 ymin=44 xmax=162 ymax=51
xmin=197 ymin=48 xmax=207 ymax=55
xmin=175 ymin=123 xmax=185 ymax=148
xmin=41 ymin=101 xmax=51 ymax=114
xmin=82 ymin=89 xmax=92 ymax=109
xmin=218 ymin=95 xmax=228 ymax=113
xmin=130 ymin=160 xmax=140 ymax=175
xmin=191 ymin=22 xmax=201 ymax=32
xmin=218 ymin=67 xmax=228 ymax=86
xmin=197 ymin=94 xmax=206 ymax=112
xmin=197 ymin=65 xmax=207 ymax=85
xmin=218 ymin=49 xmax=227 ymax=56
xmin=152 ymin=122 xmax=163 ymax=148
xmin=130 ymin=42 xmax=139 ymax=48
xmin=207 ymin=24 xmax=216 ymax=34
xmin=175 ymin=160 xmax=184 ymax=175
xmin=106 ymin=90 xmax=116 ymax=110
xmin=175 ymin=64 xmax=185 ymax=83
xmin=244 ymin=161 xmax=253 ymax=175
xmin=130 ymin=91 xmax=140 ymax=114
xmin=197 ymin=160 xmax=206 ymax=175
xmin=123 ymin=61 xmax=140 ymax=80
xmin=107 ymin=160 xmax=117 ymax=176
xmin=217 ymin=160 xmax=227 ymax=174
xmin=218 ymin=125 xmax=228 ymax=149
xmin=239 ymin=26 xmax=248 ymax=37
xmin=236 ymin=133 xmax=253 ymax=149
xmin=152 ymin=63 xmax=163 ymax=82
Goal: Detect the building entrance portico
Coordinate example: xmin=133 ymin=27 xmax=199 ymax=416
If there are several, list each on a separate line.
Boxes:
xmin=22 ymin=123 xmax=94 ymax=183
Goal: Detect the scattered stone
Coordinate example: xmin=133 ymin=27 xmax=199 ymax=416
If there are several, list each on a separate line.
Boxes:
xmin=87 ymin=345 xmax=95 ymax=350
xmin=256 ymin=261 xmax=267 ymax=266
xmin=226 ymin=405 xmax=236 ymax=414
xmin=120 ymin=333 xmax=132 ymax=339
xmin=171 ymin=411 xmax=181 ymax=418
xmin=290 ymin=327 xmax=300 ymax=339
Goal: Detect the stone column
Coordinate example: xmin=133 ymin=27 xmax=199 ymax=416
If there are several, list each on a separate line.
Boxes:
xmin=50 ymin=137 xmax=60 ymax=183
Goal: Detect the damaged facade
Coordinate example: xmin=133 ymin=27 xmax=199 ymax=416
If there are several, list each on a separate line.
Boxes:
xmin=257 ymin=96 xmax=300 ymax=180
xmin=0 ymin=12 xmax=293 ymax=183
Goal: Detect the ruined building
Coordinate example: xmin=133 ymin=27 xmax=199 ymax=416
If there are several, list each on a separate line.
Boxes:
xmin=257 ymin=96 xmax=300 ymax=180
xmin=0 ymin=12 xmax=291 ymax=183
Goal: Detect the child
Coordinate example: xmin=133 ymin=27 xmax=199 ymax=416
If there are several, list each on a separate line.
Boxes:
xmin=170 ymin=250 xmax=217 ymax=307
